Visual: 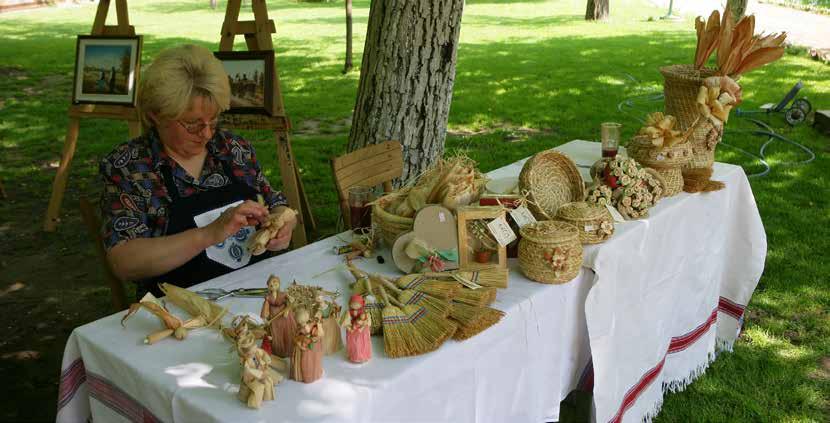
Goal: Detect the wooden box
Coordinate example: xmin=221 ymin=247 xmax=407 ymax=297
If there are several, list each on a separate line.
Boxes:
xmin=456 ymin=206 xmax=509 ymax=271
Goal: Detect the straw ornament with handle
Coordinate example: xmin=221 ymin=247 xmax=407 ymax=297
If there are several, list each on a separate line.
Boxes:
xmin=395 ymin=274 xmax=459 ymax=300
xmin=448 ymin=301 xmax=505 ymax=341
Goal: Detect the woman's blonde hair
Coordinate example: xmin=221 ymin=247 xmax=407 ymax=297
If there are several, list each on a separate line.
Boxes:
xmin=137 ymin=44 xmax=230 ymax=131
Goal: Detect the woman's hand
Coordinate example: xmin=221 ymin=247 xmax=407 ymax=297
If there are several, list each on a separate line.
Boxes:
xmin=266 ymin=206 xmax=297 ymax=251
xmin=204 ymin=200 xmax=268 ymax=245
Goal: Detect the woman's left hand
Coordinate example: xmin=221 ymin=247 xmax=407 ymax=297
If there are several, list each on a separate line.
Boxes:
xmin=266 ymin=207 xmax=297 ymax=251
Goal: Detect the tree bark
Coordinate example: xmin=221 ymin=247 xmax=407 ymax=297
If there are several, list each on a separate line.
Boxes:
xmin=343 ymin=0 xmax=353 ymax=73
xmin=585 ymin=0 xmax=609 ymax=21
xmin=726 ymin=0 xmax=748 ymax=21
xmin=347 ymin=0 xmax=464 ymax=182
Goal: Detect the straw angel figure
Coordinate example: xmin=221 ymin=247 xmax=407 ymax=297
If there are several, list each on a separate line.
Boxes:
xmin=339 ymin=294 xmax=372 ymax=363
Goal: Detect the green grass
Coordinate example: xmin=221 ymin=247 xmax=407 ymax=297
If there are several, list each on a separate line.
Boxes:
xmin=0 ymin=0 xmax=828 ymax=421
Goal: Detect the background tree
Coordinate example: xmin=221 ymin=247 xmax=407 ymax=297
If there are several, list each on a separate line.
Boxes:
xmin=347 ymin=0 xmax=464 ymax=181
xmin=585 ymin=0 xmax=609 ymax=21
xmin=343 ymin=0 xmax=353 ymax=73
xmin=726 ymin=0 xmax=748 ymax=21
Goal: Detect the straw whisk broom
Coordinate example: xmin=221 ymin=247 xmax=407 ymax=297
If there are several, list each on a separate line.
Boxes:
xmin=425 ymin=266 xmax=509 ymax=289
xmin=381 ymin=283 xmax=457 ymax=354
xmin=448 ymin=301 xmax=505 ymax=341
xmin=376 ymin=275 xmax=453 ymax=318
xmin=377 ymin=284 xmax=436 ymax=358
xmin=395 ymin=274 xmax=459 ymax=300
xmin=454 ymin=286 xmax=498 ymax=307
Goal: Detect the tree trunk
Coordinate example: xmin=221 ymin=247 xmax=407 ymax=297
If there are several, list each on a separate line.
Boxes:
xmin=726 ymin=0 xmax=748 ymax=21
xmin=343 ymin=0 xmax=353 ymax=73
xmin=585 ymin=0 xmax=609 ymax=21
xmin=347 ymin=0 xmax=464 ymax=182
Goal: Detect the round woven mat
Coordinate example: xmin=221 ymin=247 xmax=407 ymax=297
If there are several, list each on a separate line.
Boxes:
xmin=519 ymin=150 xmax=585 ymax=220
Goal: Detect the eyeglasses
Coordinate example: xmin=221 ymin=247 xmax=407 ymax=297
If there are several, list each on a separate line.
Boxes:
xmin=176 ymin=117 xmax=220 ymax=135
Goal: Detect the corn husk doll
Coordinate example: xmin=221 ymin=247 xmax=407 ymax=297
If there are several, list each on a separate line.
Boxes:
xmin=340 ymin=294 xmax=372 ymax=363
xmin=260 ymin=275 xmax=296 ymax=358
xmin=237 ymin=332 xmax=278 ymax=409
xmin=290 ymin=308 xmax=325 ymax=383
xmin=317 ymin=294 xmax=343 ymax=355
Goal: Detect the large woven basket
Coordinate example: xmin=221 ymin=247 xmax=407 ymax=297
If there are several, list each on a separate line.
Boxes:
xmin=518 ymin=150 xmax=585 ymax=220
xmin=660 ymin=64 xmax=722 ymax=169
xmin=518 ymin=221 xmax=583 ymax=284
xmin=371 ymin=195 xmax=414 ymax=247
xmin=627 ymin=136 xmax=692 ymax=196
xmin=555 ymin=202 xmax=614 ymax=244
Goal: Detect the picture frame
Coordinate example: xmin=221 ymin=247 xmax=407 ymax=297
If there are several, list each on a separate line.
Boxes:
xmin=72 ymin=35 xmax=142 ymax=106
xmin=457 ymin=206 xmax=509 ymax=271
xmin=213 ymin=50 xmax=275 ymax=115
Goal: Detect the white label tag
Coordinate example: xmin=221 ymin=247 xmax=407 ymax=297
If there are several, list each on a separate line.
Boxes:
xmin=605 ymin=204 xmax=626 ymax=223
xmin=438 ymin=212 xmax=446 ymax=223
xmin=486 ymin=216 xmax=517 ymax=247
xmin=509 ymin=205 xmax=537 ymax=228
xmin=584 ymin=224 xmax=597 ymax=232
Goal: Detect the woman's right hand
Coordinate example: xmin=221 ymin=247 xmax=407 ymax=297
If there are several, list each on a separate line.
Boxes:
xmin=203 ymin=200 xmax=268 ymax=245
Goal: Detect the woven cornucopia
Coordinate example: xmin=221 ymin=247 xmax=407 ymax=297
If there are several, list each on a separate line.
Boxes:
xmin=518 ymin=151 xmax=585 ymax=220
xmin=555 ymin=202 xmax=614 ymax=244
xmin=518 ymin=221 xmax=582 ymax=284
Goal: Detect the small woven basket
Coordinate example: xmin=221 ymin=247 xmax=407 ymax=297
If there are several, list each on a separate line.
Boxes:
xmin=555 ymin=202 xmax=614 ymax=244
xmin=371 ymin=195 xmax=414 ymax=247
xmin=518 ymin=221 xmax=583 ymax=284
xmin=660 ymin=64 xmax=721 ymax=170
xmin=627 ymin=136 xmax=692 ymax=196
xmin=518 ymin=150 xmax=585 ymax=220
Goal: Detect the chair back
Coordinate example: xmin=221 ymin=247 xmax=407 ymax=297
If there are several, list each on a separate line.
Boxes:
xmin=331 ymin=141 xmax=403 ymax=222
xmin=79 ymin=197 xmax=129 ymax=311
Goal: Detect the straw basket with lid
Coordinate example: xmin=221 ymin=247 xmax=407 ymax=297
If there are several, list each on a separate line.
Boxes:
xmin=518 ymin=150 xmax=585 ymax=220
xmin=660 ymin=64 xmax=720 ymax=170
xmin=555 ymin=202 xmax=614 ymax=244
xmin=518 ymin=221 xmax=582 ymax=284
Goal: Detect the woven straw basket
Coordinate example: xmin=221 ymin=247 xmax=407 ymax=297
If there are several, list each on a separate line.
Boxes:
xmin=518 ymin=221 xmax=583 ymax=284
xmin=555 ymin=202 xmax=614 ymax=244
xmin=518 ymin=150 xmax=585 ymax=220
xmin=627 ymin=136 xmax=692 ymax=196
xmin=372 ymin=195 xmax=414 ymax=247
xmin=660 ymin=64 xmax=721 ymax=169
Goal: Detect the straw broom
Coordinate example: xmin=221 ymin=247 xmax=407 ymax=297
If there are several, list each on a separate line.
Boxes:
xmin=379 ymin=283 xmax=457 ymax=353
xmin=424 ymin=267 xmax=509 ymax=289
xmin=376 ymin=275 xmax=452 ymax=318
xmin=363 ymin=276 xmax=385 ymax=335
xmin=377 ymin=285 xmax=435 ymax=358
xmin=448 ymin=301 xmax=505 ymax=341
xmin=396 ymin=274 xmax=459 ymax=300
xmin=453 ymin=286 xmax=498 ymax=307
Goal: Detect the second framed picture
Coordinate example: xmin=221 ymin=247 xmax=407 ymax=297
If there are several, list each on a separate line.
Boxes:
xmin=213 ymin=50 xmax=275 ymax=115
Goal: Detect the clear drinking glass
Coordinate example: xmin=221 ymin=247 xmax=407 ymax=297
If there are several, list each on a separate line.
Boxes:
xmin=348 ymin=185 xmax=373 ymax=233
xmin=601 ymin=122 xmax=622 ymax=158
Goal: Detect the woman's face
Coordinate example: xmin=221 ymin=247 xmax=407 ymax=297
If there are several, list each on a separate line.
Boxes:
xmin=153 ymin=96 xmax=219 ymax=159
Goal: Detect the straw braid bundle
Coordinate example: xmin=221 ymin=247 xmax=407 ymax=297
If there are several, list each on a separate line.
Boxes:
xmin=518 ymin=221 xmax=583 ymax=284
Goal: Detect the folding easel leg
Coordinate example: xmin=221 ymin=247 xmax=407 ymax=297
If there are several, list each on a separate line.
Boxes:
xmin=275 ymin=130 xmax=308 ymax=247
xmin=294 ymin=164 xmax=316 ymax=232
xmin=44 ymin=118 xmax=81 ymax=231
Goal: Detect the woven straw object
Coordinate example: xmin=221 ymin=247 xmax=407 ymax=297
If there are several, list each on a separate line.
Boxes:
xmin=555 ymin=202 xmax=614 ymax=244
xmin=627 ymin=136 xmax=692 ymax=196
xmin=518 ymin=150 xmax=585 ymax=220
xmin=372 ymin=194 xmax=414 ymax=247
xmin=518 ymin=221 xmax=582 ymax=284
xmin=660 ymin=64 xmax=721 ymax=169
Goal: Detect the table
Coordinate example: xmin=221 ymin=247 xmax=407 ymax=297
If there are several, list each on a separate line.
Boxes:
xmin=57 ymin=141 xmax=766 ymax=423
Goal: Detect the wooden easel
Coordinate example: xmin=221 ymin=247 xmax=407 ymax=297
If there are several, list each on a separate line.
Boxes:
xmin=43 ymin=0 xmax=140 ymax=231
xmin=217 ymin=0 xmax=315 ymax=246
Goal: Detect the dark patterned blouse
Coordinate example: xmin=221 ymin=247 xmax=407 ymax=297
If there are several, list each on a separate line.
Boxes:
xmin=99 ymin=128 xmax=287 ymax=250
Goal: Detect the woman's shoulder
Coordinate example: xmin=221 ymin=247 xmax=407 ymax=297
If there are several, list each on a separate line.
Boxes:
xmin=100 ymin=134 xmax=153 ymax=173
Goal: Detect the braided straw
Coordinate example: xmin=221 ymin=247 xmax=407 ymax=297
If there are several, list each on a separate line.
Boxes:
xmin=555 ymin=202 xmax=614 ymax=244
xmin=518 ymin=221 xmax=583 ymax=284
xmin=518 ymin=150 xmax=585 ymax=220
xmin=372 ymin=194 xmax=414 ymax=247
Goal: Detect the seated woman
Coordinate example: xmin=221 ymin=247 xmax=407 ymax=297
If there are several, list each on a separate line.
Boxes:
xmin=100 ymin=44 xmax=297 ymax=299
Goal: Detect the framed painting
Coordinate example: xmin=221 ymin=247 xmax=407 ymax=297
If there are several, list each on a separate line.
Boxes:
xmin=72 ymin=35 xmax=142 ymax=105
xmin=213 ymin=50 xmax=275 ymax=115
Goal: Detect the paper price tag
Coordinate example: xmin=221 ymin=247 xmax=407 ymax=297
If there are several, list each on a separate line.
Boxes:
xmin=487 ymin=216 xmax=517 ymax=247
xmin=605 ymin=204 xmax=626 ymax=223
xmin=509 ymin=205 xmax=537 ymax=228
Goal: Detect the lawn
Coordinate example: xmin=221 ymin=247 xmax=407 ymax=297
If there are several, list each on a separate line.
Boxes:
xmin=0 ymin=0 xmax=828 ymax=421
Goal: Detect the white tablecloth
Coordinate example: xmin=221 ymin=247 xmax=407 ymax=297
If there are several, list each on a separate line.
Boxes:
xmin=57 ymin=141 xmax=766 ymax=423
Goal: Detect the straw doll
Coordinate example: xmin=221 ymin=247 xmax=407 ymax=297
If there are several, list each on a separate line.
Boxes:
xmin=317 ymin=294 xmax=343 ymax=355
xmin=260 ymin=275 xmax=296 ymax=358
xmin=236 ymin=332 xmax=277 ymax=409
xmin=340 ymin=294 xmax=372 ymax=363
xmin=290 ymin=308 xmax=324 ymax=383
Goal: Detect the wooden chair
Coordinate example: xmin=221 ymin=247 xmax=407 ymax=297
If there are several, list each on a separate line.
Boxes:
xmin=79 ymin=197 xmax=129 ymax=311
xmin=331 ymin=141 xmax=403 ymax=224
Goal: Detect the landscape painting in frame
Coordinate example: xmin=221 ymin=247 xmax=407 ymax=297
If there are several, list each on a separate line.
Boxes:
xmin=73 ymin=35 xmax=142 ymax=105
xmin=214 ymin=50 xmax=275 ymax=115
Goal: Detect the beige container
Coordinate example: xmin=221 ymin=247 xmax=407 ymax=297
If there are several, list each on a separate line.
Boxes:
xmin=627 ymin=136 xmax=693 ymax=197
xmin=518 ymin=221 xmax=583 ymax=284
xmin=555 ymin=202 xmax=614 ymax=244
